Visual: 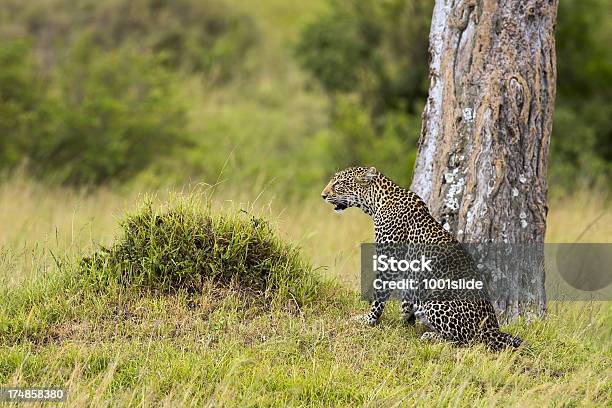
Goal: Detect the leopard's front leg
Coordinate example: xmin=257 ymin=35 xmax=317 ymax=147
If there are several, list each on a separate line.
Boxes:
xmin=401 ymin=300 xmax=416 ymax=325
xmin=353 ymin=287 xmax=390 ymax=325
xmin=354 ymin=232 xmax=393 ymax=325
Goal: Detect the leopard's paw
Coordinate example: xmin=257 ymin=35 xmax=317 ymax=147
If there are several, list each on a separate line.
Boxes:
xmin=420 ymin=331 xmax=444 ymax=342
xmin=351 ymin=314 xmax=378 ymax=326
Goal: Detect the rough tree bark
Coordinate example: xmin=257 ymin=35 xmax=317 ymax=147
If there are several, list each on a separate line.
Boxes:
xmin=411 ymin=0 xmax=558 ymax=319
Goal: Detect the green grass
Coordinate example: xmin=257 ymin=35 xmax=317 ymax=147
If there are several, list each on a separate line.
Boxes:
xmin=79 ymin=197 xmax=326 ymax=303
xmin=0 ymin=1 xmax=610 ymax=404
xmin=0 ymin=179 xmax=611 ymax=407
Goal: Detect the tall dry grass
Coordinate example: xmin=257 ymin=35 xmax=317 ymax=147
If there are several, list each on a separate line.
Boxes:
xmin=2 ymin=176 xmax=608 ymax=289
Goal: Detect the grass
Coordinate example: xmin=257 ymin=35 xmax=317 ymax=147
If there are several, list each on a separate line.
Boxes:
xmin=79 ymin=198 xmax=325 ymax=303
xmin=0 ymin=1 xmax=610 ymax=404
xmin=0 ymin=177 xmax=611 ymax=406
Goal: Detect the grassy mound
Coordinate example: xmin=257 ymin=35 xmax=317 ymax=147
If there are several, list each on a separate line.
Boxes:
xmin=81 ymin=200 xmax=323 ymax=306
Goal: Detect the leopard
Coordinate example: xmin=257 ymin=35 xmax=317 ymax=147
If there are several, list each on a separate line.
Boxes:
xmin=321 ymin=166 xmax=523 ymax=351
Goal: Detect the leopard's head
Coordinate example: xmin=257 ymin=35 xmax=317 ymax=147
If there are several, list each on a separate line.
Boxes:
xmin=321 ymin=166 xmax=382 ymax=215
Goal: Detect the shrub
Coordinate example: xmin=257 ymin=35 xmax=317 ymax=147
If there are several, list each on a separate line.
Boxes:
xmin=0 ymin=39 xmax=190 ymax=185
xmin=81 ymin=200 xmax=323 ymax=306
xmin=296 ymin=0 xmax=431 ymax=115
xmin=554 ymin=0 xmax=612 ymax=187
xmin=0 ymin=0 xmax=259 ymax=185
xmin=295 ymin=12 xmax=379 ymax=94
xmin=54 ymin=43 xmax=187 ymax=185
xmin=0 ymin=40 xmax=45 ymax=171
xmin=295 ymin=0 xmax=431 ymax=187
xmin=309 ymin=96 xmax=420 ymax=187
xmin=1 ymin=0 xmax=258 ymax=81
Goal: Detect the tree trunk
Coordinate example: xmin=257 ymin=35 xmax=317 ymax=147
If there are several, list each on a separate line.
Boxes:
xmin=411 ymin=0 xmax=558 ymax=319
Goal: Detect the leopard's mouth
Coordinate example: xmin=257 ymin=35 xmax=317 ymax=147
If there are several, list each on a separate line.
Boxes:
xmin=332 ymin=202 xmax=347 ymax=213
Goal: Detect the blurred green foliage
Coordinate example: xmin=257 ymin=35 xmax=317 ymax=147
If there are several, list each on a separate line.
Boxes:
xmin=0 ymin=0 xmax=609 ymax=192
xmin=0 ymin=38 xmax=189 ymax=184
xmin=43 ymin=41 xmax=189 ymax=184
xmin=0 ymin=40 xmax=45 ymax=170
xmin=296 ymin=0 xmax=430 ymax=187
xmin=0 ymin=0 xmax=257 ymax=185
xmin=551 ymin=0 xmax=612 ymax=187
xmin=0 ymin=0 xmax=256 ymax=80
xmin=296 ymin=0 xmax=431 ymax=115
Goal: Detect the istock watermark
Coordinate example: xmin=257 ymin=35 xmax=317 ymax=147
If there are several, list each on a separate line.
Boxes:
xmin=372 ymin=254 xmax=432 ymax=272
xmin=372 ymin=277 xmax=484 ymax=291
xmin=360 ymin=243 xmax=612 ymax=302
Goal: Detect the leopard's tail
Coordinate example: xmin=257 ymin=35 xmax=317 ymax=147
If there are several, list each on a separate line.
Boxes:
xmin=484 ymin=330 xmax=524 ymax=351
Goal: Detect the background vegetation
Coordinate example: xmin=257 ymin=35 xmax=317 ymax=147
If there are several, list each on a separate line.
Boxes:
xmin=0 ymin=0 xmax=609 ymax=191
xmin=0 ymin=0 xmax=610 ymax=406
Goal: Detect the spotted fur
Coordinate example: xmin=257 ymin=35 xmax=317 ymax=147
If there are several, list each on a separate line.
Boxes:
xmin=321 ymin=166 xmax=523 ymax=351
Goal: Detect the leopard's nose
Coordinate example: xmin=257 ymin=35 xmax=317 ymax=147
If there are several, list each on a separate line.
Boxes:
xmin=321 ymin=192 xmax=328 ymax=200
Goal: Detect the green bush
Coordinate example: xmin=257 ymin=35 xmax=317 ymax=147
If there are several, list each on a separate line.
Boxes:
xmin=0 ymin=39 xmax=189 ymax=185
xmin=306 ymin=96 xmax=419 ymax=187
xmin=296 ymin=12 xmax=380 ymax=94
xmin=0 ymin=0 xmax=258 ymax=81
xmin=296 ymin=0 xmax=431 ymax=115
xmin=553 ymin=0 xmax=612 ymax=187
xmin=32 ymin=41 xmax=189 ymax=185
xmin=295 ymin=0 xmax=431 ymax=187
xmin=0 ymin=40 xmax=45 ymax=171
xmin=81 ymin=200 xmax=323 ymax=306
xmin=0 ymin=0 xmax=260 ymax=186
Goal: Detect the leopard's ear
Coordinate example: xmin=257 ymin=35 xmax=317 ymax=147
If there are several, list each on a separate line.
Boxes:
xmin=361 ymin=166 xmax=378 ymax=182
